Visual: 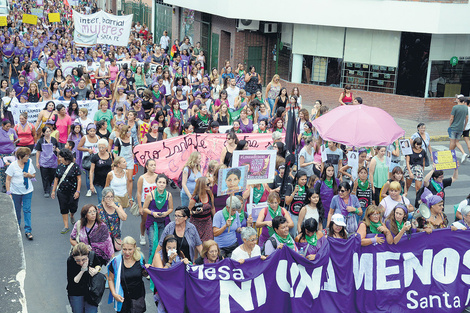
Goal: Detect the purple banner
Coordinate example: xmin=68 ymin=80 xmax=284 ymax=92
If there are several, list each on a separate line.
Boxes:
xmin=147 ymin=229 xmax=470 ymax=312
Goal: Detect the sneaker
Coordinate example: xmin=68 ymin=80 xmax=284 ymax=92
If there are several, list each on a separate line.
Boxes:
xmin=60 ymin=227 xmax=70 ymax=234
xmin=70 ymin=214 xmax=76 ymax=225
xmin=86 ymin=190 xmax=92 ymax=197
xmin=461 ymin=153 xmax=468 ymax=164
xmin=140 ymin=235 xmax=146 ymax=245
xmin=44 ymin=193 xmax=50 ymax=198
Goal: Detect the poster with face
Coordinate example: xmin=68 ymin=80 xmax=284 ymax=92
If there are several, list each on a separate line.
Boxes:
xmin=399 ymin=139 xmax=413 ymax=155
xmin=217 ymin=166 xmax=248 ymax=196
xmin=232 ymin=150 xmax=276 ymax=184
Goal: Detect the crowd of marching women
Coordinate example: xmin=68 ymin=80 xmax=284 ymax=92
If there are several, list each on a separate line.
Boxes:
xmin=2 ymin=0 xmax=470 ymax=312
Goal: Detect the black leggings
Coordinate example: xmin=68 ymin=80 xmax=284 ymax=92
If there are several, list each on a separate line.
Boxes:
xmin=40 ymin=167 xmax=56 ymax=194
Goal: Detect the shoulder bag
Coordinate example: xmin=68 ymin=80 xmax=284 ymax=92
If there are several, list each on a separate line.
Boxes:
xmin=84 ymin=251 xmax=106 ymax=306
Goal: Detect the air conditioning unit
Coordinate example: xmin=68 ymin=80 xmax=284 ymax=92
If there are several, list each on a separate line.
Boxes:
xmin=264 ymin=23 xmax=278 ymax=33
xmin=237 ymin=19 xmax=259 ymax=31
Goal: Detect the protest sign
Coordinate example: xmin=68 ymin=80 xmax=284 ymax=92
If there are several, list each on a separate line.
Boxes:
xmin=31 ymin=8 xmax=44 ymax=18
xmin=48 ymin=12 xmax=60 ymax=22
xmin=9 ymin=100 xmax=98 ymax=125
xmin=232 ymin=150 xmax=276 ymax=184
xmin=399 ymin=139 xmax=412 ymax=155
xmin=432 ymin=150 xmax=458 ymax=170
xmin=36 ymin=0 xmax=43 ymax=5
xmin=148 ymin=229 xmax=470 ymax=313
xmin=22 ymin=14 xmax=38 ymax=25
xmin=134 ymin=133 xmax=282 ymax=181
xmin=217 ymin=166 xmax=248 ymax=196
xmin=61 ymin=60 xmax=157 ymax=77
xmin=0 ymin=16 xmax=7 ymax=27
xmin=72 ymin=10 xmax=133 ymax=47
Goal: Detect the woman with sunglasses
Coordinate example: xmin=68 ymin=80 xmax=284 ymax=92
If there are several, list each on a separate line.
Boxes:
xmin=357 ymin=205 xmax=393 ymax=246
xmin=327 ymin=182 xmax=362 ymax=236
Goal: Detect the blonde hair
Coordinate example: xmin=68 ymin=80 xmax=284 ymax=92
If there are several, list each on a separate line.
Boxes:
xmin=389 ymin=181 xmax=401 ymax=191
xmin=184 ymin=151 xmax=201 ymax=171
xmin=113 ymin=156 xmax=125 ymax=167
xmin=79 ymin=107 xmax=88 ymax=116
xmin=71 ymin=242 xmax=89 ymax=257
xmin=270 ymin=74 xmax=280 ymax=84
xmin=100 ymin=100 xmax=108 ymax=108
xmin=363 ymin=205 xmax=383 ymax=227
xmin=122 ymin=236 xmax=143 ymax=261
xmin=200 ymin=240 xmax=219 ymax=258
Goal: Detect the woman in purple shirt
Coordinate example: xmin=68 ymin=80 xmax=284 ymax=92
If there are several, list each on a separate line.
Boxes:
xmin=238 ymin=108 xmax=253 ymax=133
xmin=0 ymin=120 xmax=18 ymax=191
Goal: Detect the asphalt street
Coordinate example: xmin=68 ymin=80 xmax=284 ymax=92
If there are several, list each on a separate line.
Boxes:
xmin=22 ymin=140 xmax=470 ymax=313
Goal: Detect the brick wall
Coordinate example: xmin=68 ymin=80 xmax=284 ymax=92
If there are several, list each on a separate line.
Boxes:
xmin=281 ymin=80 xmax=456 ymax=122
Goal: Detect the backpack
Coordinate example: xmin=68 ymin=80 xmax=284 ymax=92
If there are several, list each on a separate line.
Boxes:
xmin=261 ymin=237 xmax=277 ymax=256
xmin=177 ymin=167 xmax=191 ymax=189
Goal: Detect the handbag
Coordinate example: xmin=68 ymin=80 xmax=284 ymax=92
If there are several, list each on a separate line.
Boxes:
xmin=130 ymin=200 xmax=140 ymax=217
xmin=113 ymin=237 xmax=122 ymax=251
xmin=85 ymin=251 xmax=106 ymax=306
xmin=82 ymin=154 xmax=92 ymax=170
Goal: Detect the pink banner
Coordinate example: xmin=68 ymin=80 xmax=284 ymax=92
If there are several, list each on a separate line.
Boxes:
xmin=133 ymin=133 xmax=278 ymax=180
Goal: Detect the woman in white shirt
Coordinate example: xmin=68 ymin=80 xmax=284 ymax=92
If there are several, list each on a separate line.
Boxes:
xmin=6 ymin=147 xmax=36 ymax=240
xmin=231 ymin=227 xmax=266 ymax=264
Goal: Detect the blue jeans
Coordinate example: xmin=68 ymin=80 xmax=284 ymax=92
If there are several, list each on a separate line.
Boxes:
xmin=83 ymin=170 xmax=90 ymax=190
xmin=95 ymin=185 xmax=104 ymax=203
xmin=290 ymin=214 xmax=298 ymax=238
xmin=12 ymin=192 xmax=33 ymax=234
xmin=180 ymin=190 xmax=189 ymax=207
xmin=68 ymin=295 xmax=98 ymax=313
xmin=267 ymin=98 xmax=275 ymax=115
xmin=147 ymin=223 xmax=166 ymax=257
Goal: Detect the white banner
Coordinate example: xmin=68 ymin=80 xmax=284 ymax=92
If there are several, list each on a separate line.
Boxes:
xmin=73 ymin=10 xmax=133 ymax=47
xmin=9 ymin=100 xmax=99 ymax=126
xmin=61 ymin=60 xmax=159 ymax=77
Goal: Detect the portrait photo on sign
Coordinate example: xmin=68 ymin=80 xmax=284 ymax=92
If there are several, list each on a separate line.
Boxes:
xmin=217 ymin=166 xmax=248 ymax=196
xmin=232 ymin=150 xmax=276 ymax=184
xmin=399 ymin=139 xmax=413 ymax=155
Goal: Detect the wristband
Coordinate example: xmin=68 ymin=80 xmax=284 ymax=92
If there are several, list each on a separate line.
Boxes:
xmin=6 ymin=191 xmax=11 ymax=195
xmin=76 ymin=190 xmax=80 ymax=193
xmin=371 ymin=236 xmax=377 ymax=244
xmin=355 ymin=208 xmax=360 ymax=215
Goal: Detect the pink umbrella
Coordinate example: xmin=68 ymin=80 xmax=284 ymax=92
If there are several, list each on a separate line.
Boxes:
xmin=311 ymin=105 xmax=405 ymax=147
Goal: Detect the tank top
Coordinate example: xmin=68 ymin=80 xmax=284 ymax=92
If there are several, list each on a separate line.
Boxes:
xmin=342 ymin=92 xmax=353 ymax=104
xmin=109 ymin=171 xmax=127 ymax=197
xmin=372 ymin=156 xmax=388 ymax=188
xmin=141 ymin=176 xmax=157 ymax=203
xmin=257 ymin=111 xmax=270 ymax=122
xmin=15 ymin=123 xmax=35 ymax=146
xmin=217 ymin=114 xmax=229 ymax=126
xmin=82 ymin=135 xmax=98 ymax=159
xmin=304 ymin=205 xmax=320 ymax=223
xmin=145 ymin=132 xmax=158 ymax=143
xmin=267 ymin=85 xmax=280 ymax=100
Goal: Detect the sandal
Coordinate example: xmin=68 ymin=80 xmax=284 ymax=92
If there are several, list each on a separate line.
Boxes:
xmin=25 ymin=233 xmax=33 ymax=240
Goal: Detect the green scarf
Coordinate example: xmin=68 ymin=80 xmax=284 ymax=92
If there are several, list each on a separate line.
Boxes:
xmin=258 ymin=129 xmax=267 ymax=133
xmin=396 ymin=220 xmax=404 ymax=233
xmin=149 ymin=222 xmax=158 ymax=292
xmin=173 ymin=109 xmax=181 ymax=119
xmin=175 ymin=73 xmax=183 ymax=78
xmin=198 ymin=112 xmax=208 ymax=123
xmin=358 ymin=179 xmax=369 ymax=191
xmin=303 ymin=131 xmax=312 ymax=137
xmin=267 ymin=205 xmax=282 ymax=236
xmin=306 ymin=233 xmax=318 ymax=247
xmin=152 ymin=89 xmax=161 ymax=99
xmin=253 ymin=185 xmax=264 ymax=204
xmin=297 ymin=185 xmax=305 ymax=196
xmin=430 ymin=179 xmax=442 ymax=193
xmin=274 ymin=232 xmax=295 ymax=250
xmin=222 ymin=207 xmax=236 ymax=222
xmin=248 ymin=115 xmax=253 ymax=121
xmin=255 ymin=96 xmax=264 ymax=103
xmin=369 ymin=221 xmax=382 ymax=234
xmin=276 ymin=128 xmax=283 ymax=133
xmin=324 ymin=178 xmax=333 ymax=189
xmin=130 ymin=65 xmax=137 ymax=73
xmin=154 ymin=189 xmax=167 ymax=210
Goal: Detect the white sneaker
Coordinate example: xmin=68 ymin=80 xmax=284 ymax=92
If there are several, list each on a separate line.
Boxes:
xmin=461 ymin=153 xmax=468 ymax=164
xmin=140 ymin=235 xmax=146 ymax=245
xmin=86 ymin=190 xmax=92 ymax=197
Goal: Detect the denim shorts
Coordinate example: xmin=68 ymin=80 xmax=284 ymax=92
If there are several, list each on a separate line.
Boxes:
xmin=448 ymin=127 xmax=463 ymax=140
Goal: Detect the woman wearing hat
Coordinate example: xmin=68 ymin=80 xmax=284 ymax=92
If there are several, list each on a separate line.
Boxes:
xmin=415 ymin=188 xmax=447 ymax=233
xmin=385 ymin=204 xmax=413 ymax=243
xmin=327 ymin=214 xmax=348 ymax=239
xmin=357 ymin=205 xmax=393 ymax=246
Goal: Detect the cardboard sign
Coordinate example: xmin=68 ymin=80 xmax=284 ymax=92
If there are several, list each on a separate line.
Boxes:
xmin=232 ymin=150 xmax=276 ymax=184
xmin=432 ymin=150 xmax=458 ymax=170
xmin=48 ymin=13 xmax=60 ymax=23
xmin=22 ymin=14 xmax=38 ymax=25
xmin=0 ymin=16 xmax=7 ymax=27
xmin=217 ymin=166 xmax=248 ymax=196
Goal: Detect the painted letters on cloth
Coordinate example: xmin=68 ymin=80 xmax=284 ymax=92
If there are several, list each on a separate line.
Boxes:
xmin=72 ymin=10 xmax=133 ymax=47
xmin=148 ymin=230 xmax=470 ymax=313
xmin=133 ymin=133 xmax=279 ymax=180
xmin=9 ymin=100 xmax=98 ymax=125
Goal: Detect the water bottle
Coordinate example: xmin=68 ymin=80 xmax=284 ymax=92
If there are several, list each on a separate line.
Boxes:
xmin=299 ymin=247 xmax=306 ymax=257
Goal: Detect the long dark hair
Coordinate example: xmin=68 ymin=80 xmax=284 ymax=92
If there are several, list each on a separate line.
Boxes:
xmin=304 ymin=188 xmax=324 ymax=225
xmin=161 ymin=235 xmax=185 ymax=264
xmin=80 ymin=204 xmax=103 ymax=230
xmin=320 ymin=163 xmax=338 ymax=194
xmin=300 ymin=218 xmax=318 ymax=241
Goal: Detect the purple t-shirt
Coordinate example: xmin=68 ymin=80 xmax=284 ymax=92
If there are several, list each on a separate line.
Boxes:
xmin=0 ymin=128 xmax=17 ymax=154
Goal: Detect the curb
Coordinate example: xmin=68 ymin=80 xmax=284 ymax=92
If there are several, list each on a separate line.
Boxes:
xmin=405 ymin=135 xmax=449 ymax=142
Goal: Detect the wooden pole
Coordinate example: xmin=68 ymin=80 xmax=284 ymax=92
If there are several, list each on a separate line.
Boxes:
xmin=228 ymin=193 xmax=234 ymax=233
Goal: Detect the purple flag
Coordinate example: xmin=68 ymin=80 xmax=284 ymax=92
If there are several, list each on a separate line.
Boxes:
xmin=148 ymin=229 xmax=470 ymax=312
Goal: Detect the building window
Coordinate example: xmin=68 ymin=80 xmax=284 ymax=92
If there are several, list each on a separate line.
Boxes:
xmin=428 ymin=60 xmax=470 ymax=98
xmin=302 ymin=55 xmax=342 ymax=86
xmin=341 ymin=62 xmax=396 ymax=94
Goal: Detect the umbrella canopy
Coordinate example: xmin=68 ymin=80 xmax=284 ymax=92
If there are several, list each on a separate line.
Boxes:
xmin=311 ymin=105 xmax=405 ymax=147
